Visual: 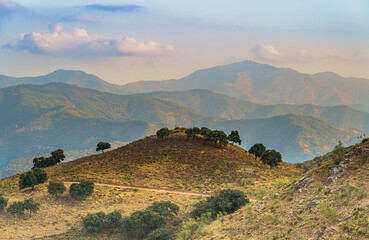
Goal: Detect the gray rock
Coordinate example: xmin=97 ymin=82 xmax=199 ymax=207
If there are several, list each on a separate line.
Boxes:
xmin=343 ymin=158 xmax=350 ymax=164
xmin=299 ymin=199 xmax=304 ymax=205
xmin=296 ymin=177 xmax=313 ymax=189
xmin=354 ymin=147 xmax=362 ymax=155
xmin=325 ymin=164 xmax=344 ymax=186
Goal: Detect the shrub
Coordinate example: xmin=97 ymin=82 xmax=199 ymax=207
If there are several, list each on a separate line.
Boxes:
xmin=83 ymin=212 xmax=105 ymax=232
xmin=147 ymin=228 xmax=172 ymax=240
xmin=185 ymin=127 xmax=200 ymax=140
xmin=260 ymin=149 xmax=282 ymax=167
xmin=176 ymin=213 xmax=212 ymax=240
xmin=205 ymin=130 xmax=229 ymax=146
xmin=23 ymin=198 xmax=40 ymax=214
xmin=69 ymin=180 xmax=94 ymax=199
xmin=19 ymin=168 xmax=48 ymax=190
xmin=33 ymin=168 xmax=47 ymax=184
xmin=200 ymin=127 xmax=211 ymax=137
xmin=249 ymin=143 xmax=266 ymax=159
xmin=146 ymin=201 xmax=179 ymax=218
xmin=191 ymin=189 xmax=249 ymax=219
xmin=122 ymin=210 xmax=166 ymax=238
xmin=7 ymin=201 xmax=25 ymax=216
xmin=362 ymin=152 xmax=368 ymax=161
xmin=47 ymin=182 xmax=66 ymax=198
xmin=156 ymin=128 xmax=170 ymax=139
xmin=239 ymin=178 xmax=253 ymax=187
xmin=105 ymin=210 xmax=122 ymax=228
xmin=0 ymin=195 xmax=8 ymax=211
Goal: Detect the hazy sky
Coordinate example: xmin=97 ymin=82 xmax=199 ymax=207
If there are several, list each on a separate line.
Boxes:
xmin=1 ymin=0 xmax=369 ymax=84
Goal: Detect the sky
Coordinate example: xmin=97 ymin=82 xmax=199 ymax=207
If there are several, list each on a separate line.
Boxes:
xmin=1 ymin=0 xmax=369 ymax=84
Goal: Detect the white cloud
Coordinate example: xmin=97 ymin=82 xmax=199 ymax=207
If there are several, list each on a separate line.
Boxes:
xmin=251 ymin=44 xmax=281 ymax=62
xmin=4 ymin=23 xmax=176 ymax=57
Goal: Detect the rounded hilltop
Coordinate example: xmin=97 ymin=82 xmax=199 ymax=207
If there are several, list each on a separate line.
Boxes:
xmin=36 ymin=127 xmax=300 ymax=193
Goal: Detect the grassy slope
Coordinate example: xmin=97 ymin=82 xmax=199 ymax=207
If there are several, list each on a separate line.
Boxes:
xmin=201 ymin=139 xmax=369 ymax=240
xmin=0 ymin=131 xmax=301 ymax=239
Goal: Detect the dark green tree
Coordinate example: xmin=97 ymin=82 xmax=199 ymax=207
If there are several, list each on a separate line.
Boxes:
xmin=185 ymin=127 xmax=200 ymax=140
xmin=96 ymin=142 xmax=111 ymax=153
xmin=50 ymin=149 xmax=65 ymax=164
xmin=69 ymin=180 xmax=94 ymax=200
xmin=200 ymin=127 xmax=211 ymax=137
xmin=249 ymin=143 xmax=266 ymax=159
xmin=228 ymin=130 xmax=242 ymax=145
xmin=206 ymin=130 xmax=229 ymax=146
xmin=32 ymin=149 xmax=65 ymax=169
xmin=19 ymin=171 xmax=38 ymax=190
xmin=82 ymin=212 xmax=105 ymax=232
xmin=47 ymin=182 xmax=66 ymax=199
xmin=261 ymin=149 xmax=282 ymax=167
xmin=7 ymin=201 xmax=25 ymax=216
xmin=23 ymin=198 xmax=40 ymax=215
xmin=33 ymin=168 xmax=47 ymax=184
xmin=147 ymin=228 xmax=172 ymax=240
xmin=156 ymin=128 xmax=170 ymax=139
xmin=106 ymin=210 xmax=122 ymax=228
xmin=191 ymin=189 xmax=249 ymax=219
xmin=146 ymin=201 xmax=179 ymax=218
xmin=122 ymin=210 xmax=166 ymax=238
xmin=0 ymin=194 xmax=8 ymax=211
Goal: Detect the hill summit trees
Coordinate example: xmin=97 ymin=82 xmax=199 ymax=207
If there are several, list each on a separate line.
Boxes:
xmin=32 ymin=149 xmax=65 ymax=169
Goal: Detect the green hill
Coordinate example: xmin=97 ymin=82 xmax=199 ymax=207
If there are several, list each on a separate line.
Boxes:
xmin=139 ymin=89 xmax=369 ymax=131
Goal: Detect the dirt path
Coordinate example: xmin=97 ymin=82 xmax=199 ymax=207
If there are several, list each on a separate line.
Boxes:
xmin=63 ymin=181 xmax=211 ymax=197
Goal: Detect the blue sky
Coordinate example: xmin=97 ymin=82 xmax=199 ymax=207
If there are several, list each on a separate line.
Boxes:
xmin=1 ymin=0 xmax=369 ymax=84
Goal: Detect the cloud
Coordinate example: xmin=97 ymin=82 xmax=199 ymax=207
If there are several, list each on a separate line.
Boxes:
xmin=86 ymin=4 xmax=143 ymax=12
xmin=251 ymin=44 xmax=281 ymax=62
xmin=59 ymin=14 xmax=96 ymax=23
xmin=0 ymin=0 xmax=17 ymax=15
xmin=4 ymin=23 xmax=176 ymax=58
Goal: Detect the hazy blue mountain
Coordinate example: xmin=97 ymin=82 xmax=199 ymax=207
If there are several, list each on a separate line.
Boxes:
xmin=122 ymin=61 xmax=369 ymax=106
xmin=139 ymin=89 xmax=369 ymax=132
xmin=213 ymin=114 xmax=365 ymax=163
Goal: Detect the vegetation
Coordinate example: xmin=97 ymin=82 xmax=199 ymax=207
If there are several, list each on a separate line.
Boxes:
xmin=146 ymin=200 xmax=180 ymax=218
xmin=157 ymin=127 xmax=171 ymax=139
xmin=33 ymin=149 xmax=66 ymax=169
xmin=228 ymin=130 xmax=242 ymax=145
xmin=47 ymin=181 xmax=66 ymax=198
xmin=96 ymin=142 xmax=111 ymax=153
xmin=261 ymin=149 xmax=282 ymax=168
xmin=191 ymin=189 xmax=249 ymax=219
xmin=69 ymin=180 xmax=94 ymax=199
xmin=82 ymin=212 xmax=105 ymax=233
xmin=249 ymin=143 xmax=266 ymax=159
xmin=147 ymin=228 xmax=172 ymax=240
xmin=0 ymin=194 xmax=8 ymax=211
xmin=185 ymin=127 xmax=201 ymax=139
xmin=19 ymin=168 xmax=47 ymax=190
xmin=105 ymin=210 xmax=122 ymax=228
xmin=204 ymin=130 xmax=229 ymax=146
xmin=7 ymin=198 xmax=40 ymax=217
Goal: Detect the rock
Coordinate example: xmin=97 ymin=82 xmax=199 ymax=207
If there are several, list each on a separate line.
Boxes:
xmin=296 ymin=177 xmax=313 ymax=189
xmin=299 ymin=199 xmax=304 ymax=205
xmin=308 ymin=200 xmax=320 ymax=209
xmin=241 ymin=168 xmax=255 ymax=175
xmin=325 ymin=164 xmax=344 ymax=186
xmin=274 ymin=193 xmax=279 ymax=198
xmin=298 ymin=189 xmax=303 ymax=193
xmin=354 ymin=147 xmax=362 ymax=155
xmin=343 ymin=158 xmax=350 ymax=164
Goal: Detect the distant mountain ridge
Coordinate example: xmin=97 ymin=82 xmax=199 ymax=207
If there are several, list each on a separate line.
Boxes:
xmin=138 ymin=89 xmax=369 ymax=132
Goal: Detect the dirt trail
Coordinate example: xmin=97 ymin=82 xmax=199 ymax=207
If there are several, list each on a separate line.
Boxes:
xmin=63 ymin=181 xmax=211 ymax=197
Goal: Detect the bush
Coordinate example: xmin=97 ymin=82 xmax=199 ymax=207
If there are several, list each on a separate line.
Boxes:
xmin=19 ymin=168 xmax=48 ymax=190
xmin=156 ymin=128 xmax=170 ymax=139
xmin=176 ymin=213 xmax=211 ymax=240
xmin=239 ymin=178 xmax=253 ymax=187
xmin=191 ymin=189 xmax=249 ymax=219
xmin=362 ymin=152 xmax=368 ymax=161
xmin=83 ymin=212 xmax=105 ymax=232
xmin=0 ymin=195 xmax=8 ymax=211
xmin=105 ymin=210 xmax=122 ymax=227
xmin=261 ymin=149 xmax=282 ymax=167
xmin=33 ymin=168 xmax=47 ymax=184
xmin=249 ymin=143 xmax=266 ymax=159
xmin=47 ymin=182 xmax=66 ymax=198
xmin=69 ymin=180 xmax=94 ymax=199
xmin=122 ymin=210 xmax=166 ymax=238
xmin=7 ymin=198 xmax=39 ymax=216
xmin=147 ymin=228 xmax=172 ymax=240
xmin=146 ymin=201 xmax=179 ymax=218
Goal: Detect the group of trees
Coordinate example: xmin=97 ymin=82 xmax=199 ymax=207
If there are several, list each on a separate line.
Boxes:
xmin=191 ymin=189 xmax=249 ymax=219
xmin=69 ymin=180 xmax=95 ymax=200
xmin=249 ymin=143 xmax=282 ymax=167
xmin=19 ymin=168 xmax=47 ymax=190
xmin=82 ymin=200 xmax=178 ymax=239
xmin=156 ymin=126 xmax=242 ymax=147
xmin=1 ymin=197 xmax=40 ymax=217
xmin=32 ymin=149 xmax=66 ymax=169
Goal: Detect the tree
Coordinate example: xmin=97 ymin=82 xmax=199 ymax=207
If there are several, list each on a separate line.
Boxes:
xmin=156 ymin=128 xmax=170 ymax=139
xmin=122 ymin=210 xmax=166 ymax=238
xmin=19 ymin=171 xmax=38 ymax=190
xmin=200 ymin=127 xmax=211 ymax=137
xmin=261 ymin=149 xmax=282 ymax=167
xmin=33 ymin=168 xmax=47 ymax=184
xmin=32 ymin=149 xmax=65 ymax=169
xmin=147 ymin=228 xmax=172 ymax=240
xmin=47 ymin=182 xmax=66 ymax=199
xmin=83 ymin=212 xmax=105 ymax=232
xmin=7 ymin=198 xmax=40 ymax=216
xmin=228 ymin=130 xmax=242 ymax=145
xmin=23 ymin=198 xmax=40 ymax=215
xmin=69 ymin=180 xmax=94 ymax=200
xmin=50 ymin=149 xmax=65 ymax=164
xmin=146 ymin=201 xmax=179 ymax=218
xmin=106 ymin=210 xmax=122 ymax=227
xmin=205 ymin=130 xmax=229 ymax=146
xmin=96 ymin=142 xmax=111 ymax=153
xmin=249 ymin=143 xmax=266 ymax=159
xmin=185 ymin=127 xmax=200 ymax=140
xmin=0 ymin=194 xmax=8 ymax=211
